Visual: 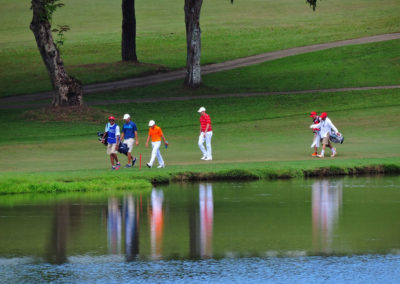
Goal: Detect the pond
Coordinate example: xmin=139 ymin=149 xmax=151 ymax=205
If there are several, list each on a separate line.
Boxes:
xmin=1 ymin=176 xmax=400 ymax=283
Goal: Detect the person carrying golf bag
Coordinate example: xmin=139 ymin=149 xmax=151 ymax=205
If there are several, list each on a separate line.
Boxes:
xmin=310 ymin=112 xmax=341 ymax=158
xmin=101 ymin=116 xmax=121 ymax=170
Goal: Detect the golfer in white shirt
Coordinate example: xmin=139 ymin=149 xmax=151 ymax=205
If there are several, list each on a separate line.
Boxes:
xmin=311 ymin=112 xmax=340 ymax=158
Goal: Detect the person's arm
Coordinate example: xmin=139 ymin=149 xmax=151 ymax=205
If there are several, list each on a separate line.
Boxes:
xmin=120 ymin=125 xmax=125 ymax=141
xmin=328 ymin=118 xmax=339 ymax=134
xmin=203 ymin=115 xmax=210 ymax=137
xmin=204 ymin=123 xmax=210 ymax=133
xmin=135 ymin=131 xmax=139 ymax=145
xmin=310 ymin=122 xmax=321 ymax=129
xmin=102 ymin=124 xmax=108 ymax=142
xmin=116 ymin=126 xmax=120 ymax=145
xmin=161 ymin=134 xmax=167 ymax=144
xmin=145 ymin=133 xmax=150 ymax=148
xmin=331 ymin=122 xmax=339 ymax=134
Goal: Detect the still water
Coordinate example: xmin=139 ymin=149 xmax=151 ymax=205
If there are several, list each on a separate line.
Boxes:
xmin=1 ymin=176 xmax=400 ymax=283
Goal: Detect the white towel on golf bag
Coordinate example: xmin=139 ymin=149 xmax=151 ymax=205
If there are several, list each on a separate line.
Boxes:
xmin=311 ymin=134 xmax=321 ymax=148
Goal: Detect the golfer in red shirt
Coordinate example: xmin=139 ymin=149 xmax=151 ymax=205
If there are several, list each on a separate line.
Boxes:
xmin=198 ymin=106 xmax=213 ymax=161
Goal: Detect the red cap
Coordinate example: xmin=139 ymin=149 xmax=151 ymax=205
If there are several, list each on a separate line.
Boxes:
xmin=310 ymin=111 xmax=317 ymax=117
xmin=108 ymin=116 xmax=115 ymax=120
xmin=320 ymin=112 xmax=327 ymax=119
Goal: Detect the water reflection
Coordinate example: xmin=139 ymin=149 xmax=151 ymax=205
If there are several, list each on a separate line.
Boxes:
xmin=149 ymin=189 xmax=164 ymax=259
xmin=4 ymin=177 xmax=400 ymax=265
xmin=124 ymin=195 xmax=140 ymax=261
xmin=107 ymin=197 xmax=122 ymax=254
xmin=46 ymin=203 xmax=84 ymax=264
xmin=190 ymin=183 xmax=214 ymax=259
xmin=312 ymin=180 xmax=343 ymax=254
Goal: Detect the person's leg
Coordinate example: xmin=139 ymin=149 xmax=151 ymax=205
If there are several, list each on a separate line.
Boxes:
xmin=156 ymin=146 xmax=164 ymax=167
xmin=328 ymin=140 xmax=337 ymax=157
xmin=126 ymin=139 xmax=134 ymax=164
xmin=312 ymin=133 xmax=319 ymax=156
xmin=107 ymin=144 xmax=115 ymax=167
xmin=112 ymin=144 xmax=120 ymax=169
xmin=205 ymin=131 xmax=212 ymax=160
xmin=198 ymin=133 xmax=207 ymax=158
xmin=148 ymin=141 xmax=160 ymax=167
xmin=318 ymin=136 xmax=328 ymax=158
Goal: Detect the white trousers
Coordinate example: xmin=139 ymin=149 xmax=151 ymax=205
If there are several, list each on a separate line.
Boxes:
xmin=149 ymin=141 xmax=164 ymax=166
xmin=198 ymin=131 xmax=213 ymax=158
xmin=311 ymin=133 xmax=321 ymax=148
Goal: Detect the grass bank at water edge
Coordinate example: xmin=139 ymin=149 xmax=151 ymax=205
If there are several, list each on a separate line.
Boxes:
xmin=1 ymin=159 xmax=399 ymax=195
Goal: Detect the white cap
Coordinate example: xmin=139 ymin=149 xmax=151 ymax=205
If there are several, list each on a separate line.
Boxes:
xmin=198 ymin=106 xmax=206 ymax=113
xmin=123 ymin=113 xmax=130 ymax=120
xmin=148 ymin=120 xmax=155 ymax=127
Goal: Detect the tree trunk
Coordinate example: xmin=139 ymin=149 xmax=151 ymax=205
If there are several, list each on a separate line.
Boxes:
xmin=184 ymin=0 xmax=203 ymax=88
xmin=30 ymin=0 xmax=82 ymax=107
xmin=122 ymin=0 xmax=138 ymax=61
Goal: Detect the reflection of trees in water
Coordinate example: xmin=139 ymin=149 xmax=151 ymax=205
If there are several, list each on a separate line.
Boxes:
xmin=45 ymin=185 xmax=215 ymax=262
xmin=45 ymin=194 xmax=142 ymax=264
xmin=312 ymin=179 xmax=343 ymax=254
xmin=189 ymin=183 xmax=214 ymax=259
xmin=46 ymin=203 xmax=84 ymax=264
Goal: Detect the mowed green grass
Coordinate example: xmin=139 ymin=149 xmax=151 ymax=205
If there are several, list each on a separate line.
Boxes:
xmin=0 ymin=0 xmax=400 ymax=97
xmin=1 ymin=88 xmax=399 ymax=175
xmin=83 ymin=39 xmax=400 ymax=102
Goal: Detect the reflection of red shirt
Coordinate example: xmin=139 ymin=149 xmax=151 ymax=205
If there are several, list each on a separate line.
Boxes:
xmin=200 ymin=114 xmax=212 ymax=132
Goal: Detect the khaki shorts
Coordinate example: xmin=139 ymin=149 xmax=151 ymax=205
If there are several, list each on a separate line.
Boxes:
xmin=107 ymin=143 xmax=118 ymax=155
xmin=124 ymin=138 xmax=135 ymax=153
xmin=322 ymin=133 xmax=330 ymax=145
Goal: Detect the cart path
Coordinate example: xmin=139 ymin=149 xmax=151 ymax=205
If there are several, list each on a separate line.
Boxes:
xmin=3 ymin=85 xmax=400 ymax=109
xmin=1 ymin=32 xmax=400 ymax=108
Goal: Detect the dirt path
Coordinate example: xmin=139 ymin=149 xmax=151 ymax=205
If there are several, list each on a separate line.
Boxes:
xmin=2 ymin=32 xmax=400 ymax=108
xmin=4 ymin=85 xmax=400 ymax=109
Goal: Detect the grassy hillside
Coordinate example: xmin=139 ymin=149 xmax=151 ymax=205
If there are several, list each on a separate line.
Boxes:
xmin=1 ymin=87 xmax=399 ymax=177
xmin=0 ymin=0 xmax=399 ymax=97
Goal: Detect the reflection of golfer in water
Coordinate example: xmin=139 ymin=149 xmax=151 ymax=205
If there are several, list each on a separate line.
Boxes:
xmin=312 ymin=179 xmax=343 ymax=254
xmin=199 ymin=183 xmax=214 ymax=258
xmin=124 ymin=194 xmax=139 ymax=261
xmin=108 ymin=197 xmax=122 ymax=254
xmin=149 ymin=189 xmax=164 ymax=259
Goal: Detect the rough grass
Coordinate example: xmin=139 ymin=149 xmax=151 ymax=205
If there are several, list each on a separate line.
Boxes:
xmin=1 ymin=158 xmax=399 ymax=194
xmin=0 ymin=174 xmax=151 ymax=195
xmin=22 ymin=105 xmax=110 ymax=123
xmin=1 ymin=0 xmax=400 ymax=97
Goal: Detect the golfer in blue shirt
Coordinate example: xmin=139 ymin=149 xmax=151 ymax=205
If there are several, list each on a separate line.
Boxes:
xmin=121 ymin=113 xmax=139 ymax=168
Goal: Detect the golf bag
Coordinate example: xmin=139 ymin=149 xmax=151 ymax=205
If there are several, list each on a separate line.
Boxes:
xmin=97 ymin=132 xmax=108 ymax=145
xmin=329 ymin=130 xmax=344 ymax=144
xmin=97 ymin=132 xmax=129 ymax=155
xmin=118 ymin=142 xmax=129 ymax=155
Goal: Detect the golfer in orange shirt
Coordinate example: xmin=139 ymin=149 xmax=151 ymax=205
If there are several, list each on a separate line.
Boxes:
xmin=145 ymin=120 xmax=168 ymax=168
